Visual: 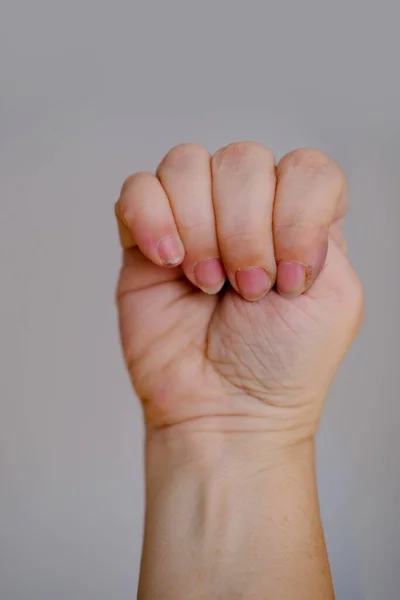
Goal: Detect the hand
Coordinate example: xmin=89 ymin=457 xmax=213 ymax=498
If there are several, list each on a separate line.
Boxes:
xmin=115 ymin=143 xmax=363 ymax=446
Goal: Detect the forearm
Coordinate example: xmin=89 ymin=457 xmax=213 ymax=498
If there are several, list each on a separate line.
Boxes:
xmin=138 ymin=426 xmax=334 ymax=600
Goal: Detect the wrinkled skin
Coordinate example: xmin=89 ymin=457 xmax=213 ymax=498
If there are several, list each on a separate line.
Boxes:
xmin=115 ymin=143 xmax=363 ymax=445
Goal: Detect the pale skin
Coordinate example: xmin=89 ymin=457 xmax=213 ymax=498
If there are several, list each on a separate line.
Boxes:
xmin=114 ymin=142 xmax=364 ymax=599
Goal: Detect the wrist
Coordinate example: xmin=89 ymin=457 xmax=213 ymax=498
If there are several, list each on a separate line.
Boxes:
xmin=144 ymin=395 xmax=321 ymax=460
xmin=140 ymin=426 xmax=332 ymax=600
xmin=144 ymin=422 xmax=315 ymax=496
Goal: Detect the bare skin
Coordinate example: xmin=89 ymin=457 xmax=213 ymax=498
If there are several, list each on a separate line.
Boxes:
xmin=115 ymin=142 xmax=363 ymax=599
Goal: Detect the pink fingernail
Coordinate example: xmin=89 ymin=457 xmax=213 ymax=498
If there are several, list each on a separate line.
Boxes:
xmin=277 ymin=261 xmax=306 ymax=297
xmin=235 ymin=267 xmax=271 ymax=301
xmin=194 ymin=258 xmax=225 ymax=294
xmin=157 ymin=235 xmax=185 ymax=265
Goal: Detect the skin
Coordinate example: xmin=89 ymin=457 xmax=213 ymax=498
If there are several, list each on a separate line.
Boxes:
xmin=114 ymin=142 xmax=363 ymax=599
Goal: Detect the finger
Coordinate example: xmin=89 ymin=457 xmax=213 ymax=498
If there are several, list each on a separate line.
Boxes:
xmin=114 ymin=172 xmax=185 ymax=267
xmin=274 ymin=149 xmax=347 ymax=298
xmin=157 ymin=144 xmax=225 ymax=294
xmin=117 ymin=247 xmax=184 ymax=300
xmin=211 ymin=142 xmax=276 ymax=301
xmin=330 ymin=217 xmax=348 ymax=254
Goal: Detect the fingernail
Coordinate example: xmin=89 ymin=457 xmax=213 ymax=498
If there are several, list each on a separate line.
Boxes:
xmin=194 ymin=258 xmax=225 ymax=294
xmin=157 ymin=235 xmax=185 ymax=265
xmin=277 ymin=261 xmax=306 ymax=297
xmin=235 ymin=267 xmax=271 ymax=301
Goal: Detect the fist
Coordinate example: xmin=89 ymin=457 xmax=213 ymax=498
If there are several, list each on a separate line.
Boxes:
xmin=115 ymin=143 xmax=363 ymax=444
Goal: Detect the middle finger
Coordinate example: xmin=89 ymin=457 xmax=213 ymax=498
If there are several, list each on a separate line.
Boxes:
xmin=211 ymin=142 xmax=277 ymax=301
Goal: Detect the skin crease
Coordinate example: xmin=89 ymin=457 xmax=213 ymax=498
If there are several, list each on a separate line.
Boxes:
xmin=114 ymin=142 xmax=364 ymax=599
xmin=115 ymin=143 xmax=363 ymax=438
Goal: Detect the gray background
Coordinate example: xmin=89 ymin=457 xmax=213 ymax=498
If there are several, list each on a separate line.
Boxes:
xmin=0 ymin=1 xmax=398 ymax=599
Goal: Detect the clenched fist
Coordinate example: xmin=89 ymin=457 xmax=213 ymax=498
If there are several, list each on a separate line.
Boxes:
xmin=115 ymin=142 xmax=363 ymax=447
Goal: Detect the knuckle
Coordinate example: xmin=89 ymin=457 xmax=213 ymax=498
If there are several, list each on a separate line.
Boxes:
xmin=116 ymin=192 xmax=131 ymax=223
xmin=275 ymin=221 xmax=325 ymax=234
xmin=281 ymin=148 xmax=344 ymax=185
xmin=220 ymin=229 xmax=265 ymax=258
xmin=221 ymin=229 xmax=254 ymax=244
xmin=120 ymin=171 xmax=152 ymax=197
xmin=219 ymin=227 xmax=276 ymax=274
xmin=159 ymin=143 xmax=209 ymax=171
xmin=213 ymin=142 xmax=274 ymax=172
xmin=281 ymin=148 xmax=330 ymax=173
xmin=179 ymin=219 xmax=213 ymax=237
xmin=118 ymin=172 xmax=155 ymax=222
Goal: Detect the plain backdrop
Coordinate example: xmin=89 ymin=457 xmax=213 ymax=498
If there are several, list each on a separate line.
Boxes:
xmin=1 ymin=1 xmax=399 ymax=599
